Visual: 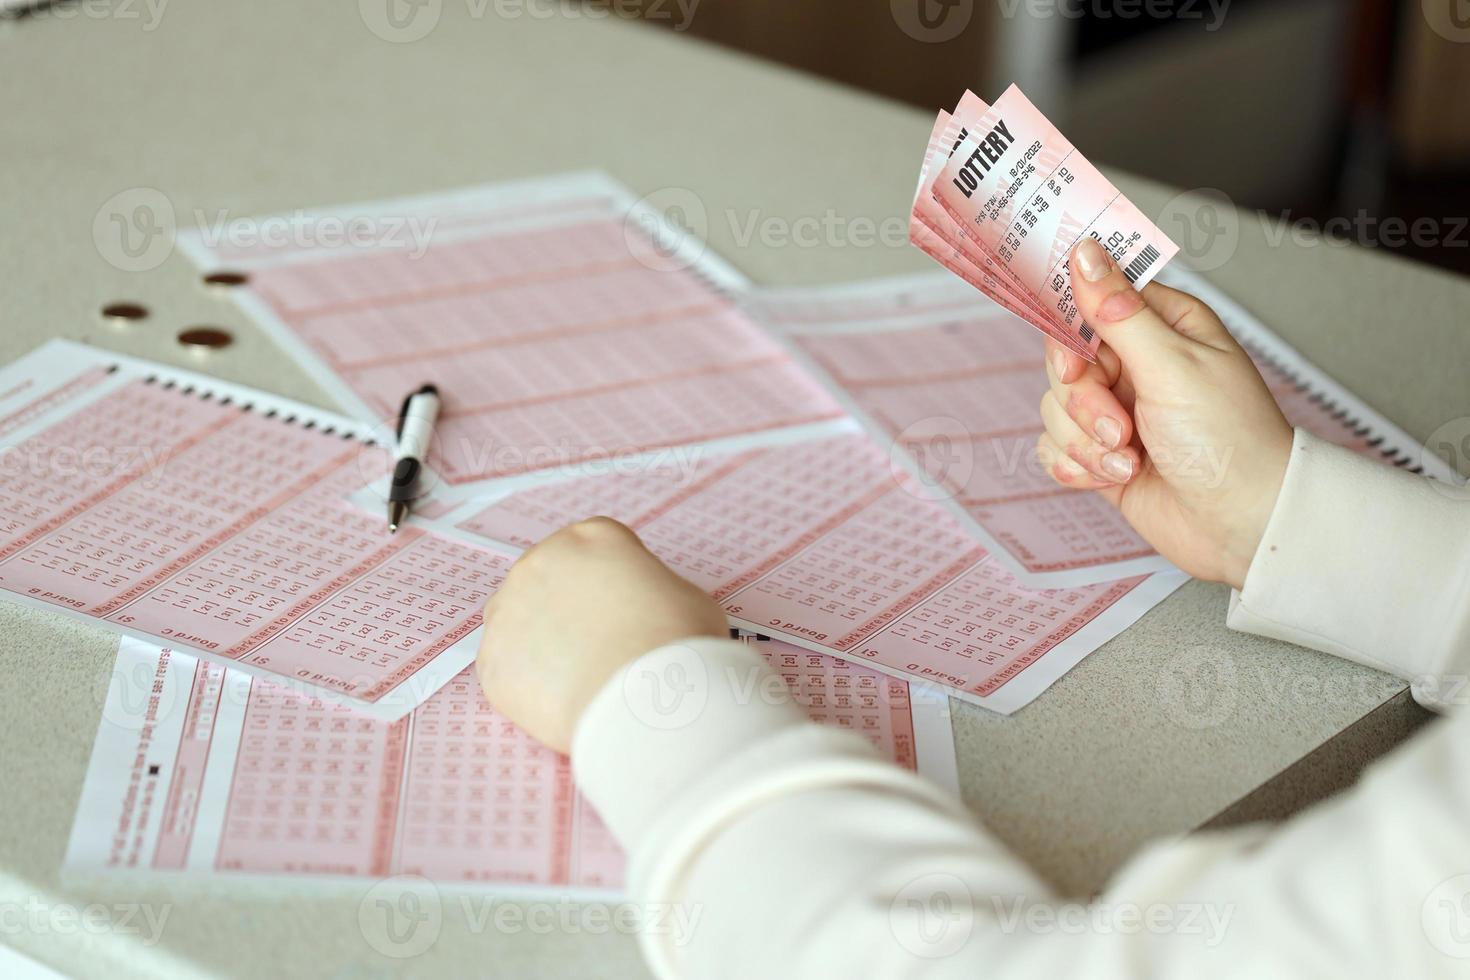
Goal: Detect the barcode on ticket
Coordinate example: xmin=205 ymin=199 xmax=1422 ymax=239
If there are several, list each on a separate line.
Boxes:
xmin=918 ymin=86 xmax=1180 ymax=358
xmin=1123 ymin=244 xmax=1162 ymax=284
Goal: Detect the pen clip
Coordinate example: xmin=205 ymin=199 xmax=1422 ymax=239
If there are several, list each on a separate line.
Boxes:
xmin=395 ymin=383 xmax=439 ymax=442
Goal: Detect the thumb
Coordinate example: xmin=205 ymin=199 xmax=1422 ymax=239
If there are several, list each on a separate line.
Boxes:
xmin=1070 ymin=238 xmax=1191 ymax=373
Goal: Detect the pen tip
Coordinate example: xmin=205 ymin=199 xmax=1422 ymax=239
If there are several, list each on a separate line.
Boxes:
xmin=388 ymin=523 xmax=398 ymax=534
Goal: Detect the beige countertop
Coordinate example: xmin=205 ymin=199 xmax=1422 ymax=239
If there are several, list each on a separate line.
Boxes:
xmin=2 ymin=3 xmax=1467 ymax=977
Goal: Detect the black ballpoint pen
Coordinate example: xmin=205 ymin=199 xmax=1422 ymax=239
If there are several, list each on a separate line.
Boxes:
xmin=387 ymin=384 xmax=440 ymax=533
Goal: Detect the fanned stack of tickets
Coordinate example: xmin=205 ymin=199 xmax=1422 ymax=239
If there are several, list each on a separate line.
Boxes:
xmin=910 ymin=85 xmax=1180 ymax=361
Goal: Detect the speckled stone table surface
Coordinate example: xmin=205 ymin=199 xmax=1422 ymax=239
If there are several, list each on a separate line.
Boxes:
xmin=2 ymin=4 xmax=1467 ymax=978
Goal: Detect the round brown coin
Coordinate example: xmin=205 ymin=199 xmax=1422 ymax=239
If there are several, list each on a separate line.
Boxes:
xmin=102 ymin=302 xmax=149 ymax=322
xmin=177 ymin=326 xmax=234 ymax=349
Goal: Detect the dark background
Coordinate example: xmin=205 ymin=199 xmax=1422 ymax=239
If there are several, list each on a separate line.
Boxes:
xmin=631 ymin=0 xmax=1470 ymax=275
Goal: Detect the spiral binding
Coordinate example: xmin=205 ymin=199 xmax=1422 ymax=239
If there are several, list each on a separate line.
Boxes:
xmin=137 ymin=370 xmax=381 ymax=447
xmin=623 ymin=204 xmax=737 ymax=300
xmin=683 ymin=261 xmax=733 ymax=300
xmin=1232 ymin=338 xmax=1424 ymax=474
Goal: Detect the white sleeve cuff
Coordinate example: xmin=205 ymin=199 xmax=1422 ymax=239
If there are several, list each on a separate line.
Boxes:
xmin=571 ymin=637 xmax=817 ymax=848
xmin=1226 ymin=428 xmax=1470 ymax=711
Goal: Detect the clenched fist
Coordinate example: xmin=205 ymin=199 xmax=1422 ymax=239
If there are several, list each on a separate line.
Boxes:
xmin=476 ymin=517 xmax=728 ymax=753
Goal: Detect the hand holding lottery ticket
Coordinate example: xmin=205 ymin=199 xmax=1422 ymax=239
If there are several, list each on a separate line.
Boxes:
xmin=1038 ymin=239 xmax=1293 ymax=589
xmin=911 ymin=85 xmax=1179 ymax=360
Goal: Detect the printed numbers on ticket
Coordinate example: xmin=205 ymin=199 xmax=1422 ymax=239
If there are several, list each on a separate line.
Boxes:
xmin=932 ymin=85 xmax=1178 ymax=355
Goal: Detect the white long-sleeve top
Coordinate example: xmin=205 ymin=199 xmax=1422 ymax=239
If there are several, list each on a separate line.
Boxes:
xmin=572 ymin=429 xmax=1470 ymax=978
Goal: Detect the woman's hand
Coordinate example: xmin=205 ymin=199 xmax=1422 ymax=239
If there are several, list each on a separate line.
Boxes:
xmin=1039 ymin=238 xmax=1293 ymax=589
xmin=476 ymin=517 xmax=728 ymax=753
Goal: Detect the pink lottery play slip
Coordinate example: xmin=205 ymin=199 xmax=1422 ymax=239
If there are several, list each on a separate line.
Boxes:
xmin=0 ymin=341 xmax=512 ymax=720
xmin=414 ymin=432 xmax=1187 ymax=714
xmin=913 ymin=86 xmax=1179 ymax=360
xmin=64 ymin=636 xmax=959 ymax=892
xmin=177 ymin=173 xmax=848 ymax=498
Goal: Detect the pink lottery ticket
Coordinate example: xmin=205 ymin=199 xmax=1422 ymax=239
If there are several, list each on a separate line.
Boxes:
xmin=433 ymin=431 xmax=1184 ymax=713
xmin=911 ymin=104 xmax=1075 ymax=347
xmin=921 ymin=86 xmax=1179 ymax=359
xmin=0 ymin=341 xmax=513 ymax=719
xmin=176 ymin=173 xmax=847 ymax=495
xmin=65 ymin=636 xmax=958 ymax=891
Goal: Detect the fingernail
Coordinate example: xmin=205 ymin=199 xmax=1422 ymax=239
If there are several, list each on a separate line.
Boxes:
xmin=1054 ymin=454 xmax=1085 ymax=481
xmin=1075 ymin=238 xmax=1110 ymax=281
xmin=1050 ymin=350 xmax=1067 ymax=380
xmin=1102 ymin=452 xmax=1133 ymax=481
xmin=1094 ymin=416 xmax=1122 ymax=449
